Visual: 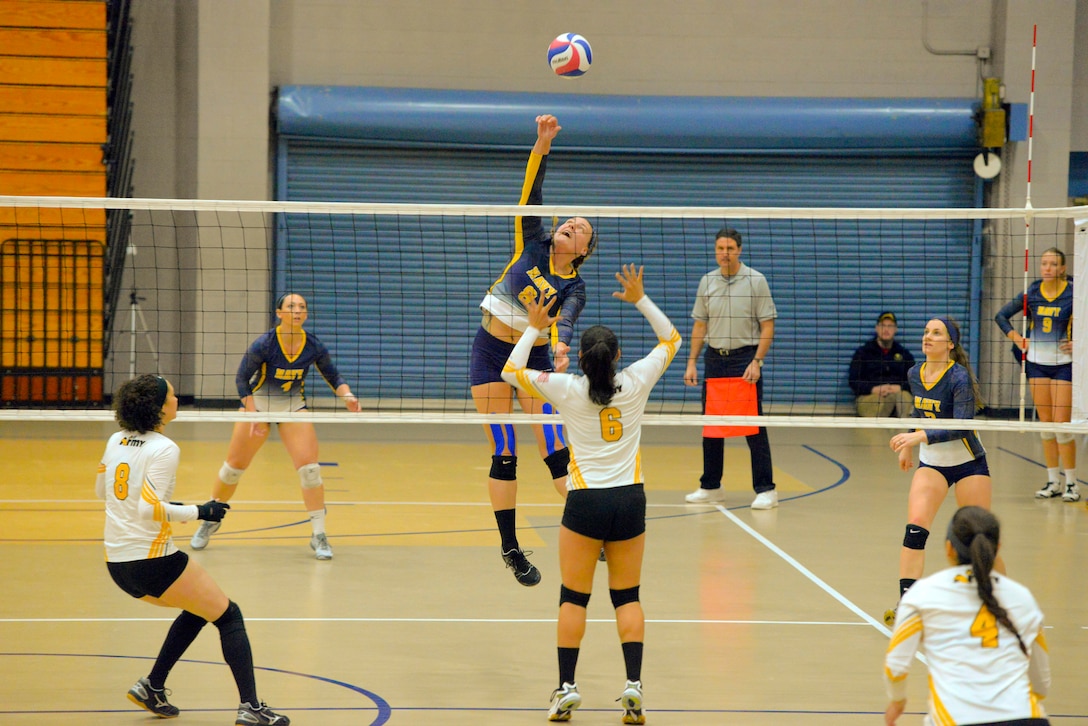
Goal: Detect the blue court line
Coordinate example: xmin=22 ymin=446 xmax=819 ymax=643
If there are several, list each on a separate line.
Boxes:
xmin=0 ymin=652 xmax=392 ymax=725
xmin=996 ymin=446 xmax=1088 ymax=486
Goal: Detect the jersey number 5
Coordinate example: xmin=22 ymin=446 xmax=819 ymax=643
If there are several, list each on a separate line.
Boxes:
xmin=970 ymin=604 xmax=999 ymax=648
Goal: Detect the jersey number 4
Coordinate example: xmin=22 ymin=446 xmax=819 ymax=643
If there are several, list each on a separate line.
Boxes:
xmin=970 ymin=604 xmax=999 ymax=648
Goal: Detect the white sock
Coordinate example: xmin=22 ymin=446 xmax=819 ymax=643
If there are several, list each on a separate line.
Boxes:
xmin=1064 ymin=470 xmax=1077 ymax=487
xmin=1047 ymin=467 xmax=1060 ymax=484
xmin=308 ymin=508 xmax=326 ymax=535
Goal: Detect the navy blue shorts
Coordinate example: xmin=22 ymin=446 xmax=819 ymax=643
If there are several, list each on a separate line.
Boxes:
xmin=1025 ymin=360 xmax=1072 ymax=381
xmin=469 ymin=327 xmax=554 ymax=386
xmin=919 ymin=455 xmax=990 ymax=487
xmin=107 ymin=550 xmax=189 ymax=599
xmin=561 ymin=484 xmax=646 ymax=542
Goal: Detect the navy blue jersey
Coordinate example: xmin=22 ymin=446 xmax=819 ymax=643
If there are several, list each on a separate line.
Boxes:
xmin=994 ymin=279 xmax=1073 ymax=365
xmin=236 ymin=327 xmax=347 ymax=406
xmin=908 ymin=361 xmax=985 ymax=467
xmin=478 ymin=152 xmax=586 ymax=347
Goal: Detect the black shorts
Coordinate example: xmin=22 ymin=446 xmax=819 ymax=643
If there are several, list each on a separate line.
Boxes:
xmin=469 ymin=327 xmax=554 ymax=386
xmin=919 ymin=456 xmax=990 ymax=487
xmin=107 ymin=550 xmax=189 ymax=599
xmin=561 ymin=484 xmax=646 ymax=542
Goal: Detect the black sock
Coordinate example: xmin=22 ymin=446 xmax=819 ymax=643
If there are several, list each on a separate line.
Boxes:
xmin=149 ymin=610 xmax=207 ymax=689
xmin=899 ymin=578 xmax=917 ymax=598
xmin=558 ymin=647 xmax=580 ymax=686
xmin=214 ymin=601 xmax=258 ymax=706
xmin=495 ymin=509 xmax=518 ymax=552
xmin=621 ymin=641 xmax=643 ymax=682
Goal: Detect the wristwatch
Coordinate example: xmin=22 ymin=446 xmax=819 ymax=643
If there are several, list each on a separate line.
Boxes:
xmin=754 ymin=358 xmax=764 ymax=368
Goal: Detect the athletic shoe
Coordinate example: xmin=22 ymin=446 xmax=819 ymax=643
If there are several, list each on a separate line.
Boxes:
xmin=1034 ymin=481 xmax=1063 ymax=499
xmin=751 ymin=490 xmax=778 ymax=510
xmin=617 ymin=680 xmax=645 ymax=724
xmin=310 ymin=533 xmax=333 ymax=560
xmin=236 ymin=701 xmax=290 ymax=725
xmin=190 ymin=520 xmax=220 ymax=550
xmin=1062 ymin=482 xmax=1081 ymax=502
xmin=684 ymin=487 xmax=725 ymax=503
xmin=547 ymin=682 xmax=581 ymax=722
xmin=127 ymin=677 xmax=179 ymax=719
xmin=502 ymin=548 xmax=541 ymax=586
xmin=883 ymin=606 xmax=898 ymax=627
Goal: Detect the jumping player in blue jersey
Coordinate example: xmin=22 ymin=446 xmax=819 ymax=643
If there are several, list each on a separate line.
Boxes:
xmin=470 ymin=114 xmax=598 ymax=586
xmin=190 ymin=294 xmax=360 ymax=560
xmin=995 ymin=248 xmax=1077 ymax=502
xmin=884 ymin=318 xmax=1003 ymax=625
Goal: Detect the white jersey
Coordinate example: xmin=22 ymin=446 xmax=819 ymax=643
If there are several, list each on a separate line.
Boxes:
xmin=885 ymin=564 xmax=1050 ymax=725
xmin=95 ymin=430 xmax=199 ymax=562
xmin=502 ymin=296 xmax=680 ymax=490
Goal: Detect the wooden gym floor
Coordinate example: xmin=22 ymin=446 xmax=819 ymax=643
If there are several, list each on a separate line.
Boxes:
xmin=0 ymin=421 xmax=1084 ymax=725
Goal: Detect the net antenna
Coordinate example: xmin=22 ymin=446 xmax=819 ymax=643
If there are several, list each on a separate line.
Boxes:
xmin=125 ymin=242 xmax=160 ymax=379
xmin=1018 ymin=23 xmax=1038 ymax=423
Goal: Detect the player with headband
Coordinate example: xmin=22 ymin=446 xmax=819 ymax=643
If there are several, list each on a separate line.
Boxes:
xmin=885 ymin=318 xmax=1003 ymax=626
xmin=100 ymin=374 xmax=289 ymax=725
xmin=470 ymin=113 xmax=598 ymax=586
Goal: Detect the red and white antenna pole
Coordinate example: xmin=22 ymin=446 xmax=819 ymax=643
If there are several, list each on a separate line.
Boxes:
xmin=1018 ymin=24 xmax=1037 ymax=422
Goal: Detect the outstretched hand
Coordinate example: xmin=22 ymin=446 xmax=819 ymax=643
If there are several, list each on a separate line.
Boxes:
xmin=536 ymin=114 xmax=561 ymax=142
xmin=526 ymin=291 xmax=561 ymax=331
xmin=612 ymin=264 xmax=646 ymax=304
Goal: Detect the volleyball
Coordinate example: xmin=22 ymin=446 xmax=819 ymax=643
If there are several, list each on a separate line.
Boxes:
xmin=548 ymin=33 xmax=592 ymax=77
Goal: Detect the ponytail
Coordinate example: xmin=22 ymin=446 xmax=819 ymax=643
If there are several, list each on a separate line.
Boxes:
xmin=578 ymin=325 xmax=619 ymax=406
xmin=947 ymin=506 xmax=1026 ymax=656
xmin=944 ymin=318 xmax=985 ymax=410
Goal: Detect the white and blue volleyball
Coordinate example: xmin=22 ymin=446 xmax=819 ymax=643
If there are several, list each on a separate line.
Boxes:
xmin=548 ymin=33 xmax=592 ymax=78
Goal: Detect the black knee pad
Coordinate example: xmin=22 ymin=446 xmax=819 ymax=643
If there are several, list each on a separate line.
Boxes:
xmin=902 ymin=525 xmax=930 ymax=550
xmin=559 ymin=585 xmax=591 ymax=609
xmin=610 ymin=586 xmax=640 ymax=609
xmin=490 ymin=454 xmax=517 ymax=481
xmin=213 ymin=600 xmax=246 ymax=635
xmin=544 ymin=448 xmax=571 ymax=480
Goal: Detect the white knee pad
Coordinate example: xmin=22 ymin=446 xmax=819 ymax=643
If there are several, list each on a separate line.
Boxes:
xmin=1056 ymin=431 xmax=1074 ymax=445
xmin=1039 ymin=430 xmax=1057 ymax=442
xmin=298 ymin=463 xmax=322 ymax=489
xmin=219 ymin=462 xmax=245 ymax=485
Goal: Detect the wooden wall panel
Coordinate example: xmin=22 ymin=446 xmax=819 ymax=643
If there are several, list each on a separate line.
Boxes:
xmin=0 ymin=28 xmax=105 ymax=57
xmin=0 ymin=57 xmax=106 ymax=87
xmin=0 ymin=114 xmax=106 ymax=143
xmin=0 ymin=170 xmax=106 ymax=196
xmin=0 ymin=208 xmax=106 ymax=227
xmin=0 ymin=142 xmax=104 ymax=172
xmin=0 ymin=0 xmax=106 ymax=30
xmin=0 ymin=86 xmax=105 ymax=116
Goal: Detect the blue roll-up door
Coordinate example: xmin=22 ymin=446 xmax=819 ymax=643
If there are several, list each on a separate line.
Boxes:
xmin=276 ymin=138 xmax=976 ymax=410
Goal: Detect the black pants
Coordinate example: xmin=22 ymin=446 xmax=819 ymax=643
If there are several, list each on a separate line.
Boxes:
xmin=700 ymin=347 xmax=775 ymax=494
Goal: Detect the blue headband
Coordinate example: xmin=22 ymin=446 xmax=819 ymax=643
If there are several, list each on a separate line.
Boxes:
xmin=936 ymin=317 xmax=959 ymax=346
xmin=154 ymin=376 xmax=169 ymax=407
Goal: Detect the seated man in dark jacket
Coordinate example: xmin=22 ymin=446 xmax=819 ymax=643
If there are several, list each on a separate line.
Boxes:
xmin=848 ymin=312 xmax=915 ymax=417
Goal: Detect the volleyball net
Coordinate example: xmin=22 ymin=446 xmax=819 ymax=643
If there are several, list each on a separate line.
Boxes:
xmin=0 ymin=194 xmax=1085 ymax=435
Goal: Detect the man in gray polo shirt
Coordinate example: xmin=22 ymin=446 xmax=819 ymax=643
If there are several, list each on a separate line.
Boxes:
xmin=683 ymin=227 xmax=779 ymax=509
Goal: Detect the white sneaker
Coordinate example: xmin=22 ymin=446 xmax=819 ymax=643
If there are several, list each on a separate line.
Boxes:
xmin=1062 ymin=482 xmax=1081 ymax=502
xmin=1035 ymin=481 xmax=1063 ymax=499
xmin=548 ymin=682 xmax=581 ymax=721
xmin=684 ymin=487 xmax=725 ymax=503
xmin=618 ymin=680 xmax=645 ymax=724
xmin=751 ymin=490 xmax=778 ymax=510
xmin=190 ymin=520 xmax=220 ymax=550
xmin=310 ymin=533 xmax=333 ymax=560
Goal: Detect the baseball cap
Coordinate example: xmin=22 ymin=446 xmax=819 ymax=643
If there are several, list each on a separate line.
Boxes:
xmin=877 ymin=312 xmax=897 ymax=324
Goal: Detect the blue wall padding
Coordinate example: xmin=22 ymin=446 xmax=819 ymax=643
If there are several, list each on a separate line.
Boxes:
xmin=276 ymin=86 xmax=978 ymax=153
